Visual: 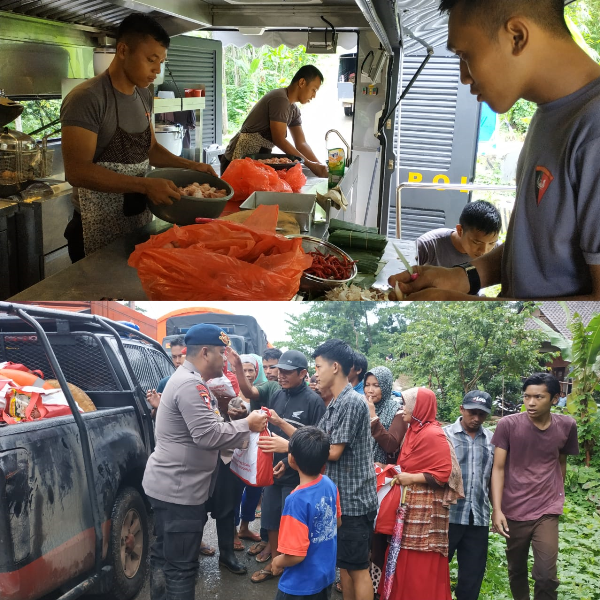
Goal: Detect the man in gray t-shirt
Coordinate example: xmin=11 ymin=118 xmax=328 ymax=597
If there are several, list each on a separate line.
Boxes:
xmin=389 ymin=0 xmax=600 ymax=301
xmin=416 ymin=201 xmax=501 ymax=268
xmin=60 ymin=14 xmax=216 ymax=263
xmin=222 ymin=65 xmax=328 ymax=178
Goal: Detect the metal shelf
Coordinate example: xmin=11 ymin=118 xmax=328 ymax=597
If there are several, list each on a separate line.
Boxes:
xmin=153 ymin=97 xmax=205 ymax=114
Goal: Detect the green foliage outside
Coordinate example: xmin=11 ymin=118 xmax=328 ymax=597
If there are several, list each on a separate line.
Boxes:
xmin=16 ymin=99 xmax=62 ymax=138
xmin=276 ymin=302 xmax=407 ymax=370
xmin=390 ymin=302 xmax=553 ymax=422
xmin=280 ymin=301 xmax=553 ymax=421
xmin=566 ymin=0 xmax=600 ymax=59
xmin=224 ymin=44 xmax=319 ymax=138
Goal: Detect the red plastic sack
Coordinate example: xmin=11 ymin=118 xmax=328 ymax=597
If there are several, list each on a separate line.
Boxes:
xmin=128 ymin=204 xmax=313 ymax=300
xmin=374 ymin=464 xmax=403 ymax=535
xmin=222 ymin=158 xmax=292 ymax=203
xmin=230 ymin=407 xmax=275 ymax=487
xmin=0 ymin=379 xmax=80 ymax=424
xmin=0 ymin=361 xmax=44 ymax=379
xmin=278 ymin=163 xmax=307 ymax=193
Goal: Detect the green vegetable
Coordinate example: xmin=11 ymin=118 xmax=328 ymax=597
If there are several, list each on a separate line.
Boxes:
xmin=328 ymin=230 xmax=388 ymax=252
xmin=341 ymin=250 xmax=382 ymax=274
xmin=328 ymin=219 xmax=378 ymax=235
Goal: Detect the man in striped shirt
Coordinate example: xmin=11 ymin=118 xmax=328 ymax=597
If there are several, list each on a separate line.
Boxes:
xmin=444 ymin=390 xmax=495 ymax=600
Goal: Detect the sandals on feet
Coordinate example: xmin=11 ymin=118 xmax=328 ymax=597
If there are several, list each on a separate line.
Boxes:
xmin=247 ymin=541 xmax=267 ymax=556
xmin=251 ymin=569 xmax=281 ymax=583
xmin=238 ymin=531 xmax=262 ymax=542
xmin=255 ymin=551 xmax=272 ymax=563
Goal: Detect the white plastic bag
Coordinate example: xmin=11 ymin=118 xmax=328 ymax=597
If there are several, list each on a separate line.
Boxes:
xmin=206 ymin=375 xmax=237 ymax=399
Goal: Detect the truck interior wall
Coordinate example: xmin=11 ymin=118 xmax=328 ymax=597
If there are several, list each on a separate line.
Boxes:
xmin=351 ymin=30 xmax=390 ymax=229
xmin=158 ymin=35 xmax=223 ymax=152
xmin=390 ymin=47 xmax=481 ymax=239
xmin=0 ymin=13 xmax=95 ymax=97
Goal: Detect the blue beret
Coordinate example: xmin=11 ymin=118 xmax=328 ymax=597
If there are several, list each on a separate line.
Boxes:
xmin=184 ymin=324 xmax=231 ymax=347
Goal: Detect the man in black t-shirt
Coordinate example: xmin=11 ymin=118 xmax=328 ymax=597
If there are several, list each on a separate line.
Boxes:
xmin=249 ymin=350 xmax=326 ymax=583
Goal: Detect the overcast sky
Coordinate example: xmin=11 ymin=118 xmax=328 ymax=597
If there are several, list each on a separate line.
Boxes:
xmin=135 ymin=301 xmax=311 ymax=345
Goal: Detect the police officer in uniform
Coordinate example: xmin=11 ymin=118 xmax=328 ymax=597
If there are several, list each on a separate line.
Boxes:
xmin=143 ymin=324 xmax=267 ymax=600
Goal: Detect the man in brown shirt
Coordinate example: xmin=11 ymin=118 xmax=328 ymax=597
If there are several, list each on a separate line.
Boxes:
xmin=491 ymin=373 xmax=579 ymax=600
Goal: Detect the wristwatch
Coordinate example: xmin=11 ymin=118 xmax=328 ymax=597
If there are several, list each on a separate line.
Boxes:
xmin=456 ymin=262 xmax=481 ymax=296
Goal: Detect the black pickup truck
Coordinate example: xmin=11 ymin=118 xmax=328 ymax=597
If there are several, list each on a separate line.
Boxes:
xmin=0 ymin=302 xmax=175 ymax=600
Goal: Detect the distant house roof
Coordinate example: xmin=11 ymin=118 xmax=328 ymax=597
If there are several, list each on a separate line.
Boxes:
xmin=525 ymin=302 xmax=600 ymax=339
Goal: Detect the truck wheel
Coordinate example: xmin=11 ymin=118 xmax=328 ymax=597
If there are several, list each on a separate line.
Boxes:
xmin=107 ymin=487 xmax=149 ymax=600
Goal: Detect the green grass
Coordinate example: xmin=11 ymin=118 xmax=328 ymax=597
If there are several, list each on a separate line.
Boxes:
xmin=450 ymin=489 xmax=600 ymax=599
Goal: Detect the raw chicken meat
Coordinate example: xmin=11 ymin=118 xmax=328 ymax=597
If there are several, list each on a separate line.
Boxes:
xmin=178 ymin=182 xmax=228 ymax=198
xmin=257 ymin=157 xmax=297 ymax=164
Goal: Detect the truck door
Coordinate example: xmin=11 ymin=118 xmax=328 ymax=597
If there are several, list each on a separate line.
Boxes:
xmin=387 ymin=49 xmax=481 ymax=239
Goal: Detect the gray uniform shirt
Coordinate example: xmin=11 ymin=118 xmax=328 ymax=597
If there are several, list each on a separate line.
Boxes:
xmin=501 ymin=76 xmax=600 ymax=298
xmin=60 ymin=72 xmax=153 ymax=210
xmin=225 ymin=88 xmax=302 ymax=159
xmin=142 ymin=360 xmax=250 ymax=506
xmin=416 ymin=228 xmax=468 ymax=267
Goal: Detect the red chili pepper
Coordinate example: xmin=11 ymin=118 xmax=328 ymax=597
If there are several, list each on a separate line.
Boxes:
xmin=306 ymin=251 xmax=356 ymax=280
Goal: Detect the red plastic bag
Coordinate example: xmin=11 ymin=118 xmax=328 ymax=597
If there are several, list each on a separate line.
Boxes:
xmin=128 ymin=204 xmax=313 ymax=300
xmin=0 ymin=361 xmax=44 ymax=379
xmin=230 ymin=407 xmax=274 ymax=487
xmin=0 ymin=379 xmax=80 ymax=424
xmin=374 ymin=464 xmax=403 ymax=535
xmin=278 ymin=163 xmax=307 ymax=193
xmin=221 ymin=158 xmax=292 ymax=203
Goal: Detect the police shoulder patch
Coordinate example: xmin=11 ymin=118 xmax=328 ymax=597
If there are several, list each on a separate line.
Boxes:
xmin=196 ymin=384 xmax=212 ymax=410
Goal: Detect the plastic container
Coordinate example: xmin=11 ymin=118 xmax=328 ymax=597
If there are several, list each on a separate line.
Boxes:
xmin=240 ymin=192 xmax=315 ymax=232
xmin=327 ymin=147 xmax=345 ymax=189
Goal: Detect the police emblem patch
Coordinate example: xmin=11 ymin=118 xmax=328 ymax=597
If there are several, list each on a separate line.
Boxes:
xmin=196 ymin=384 xmax=212 ymax=410
xmin=219 ymin=331 xmax=231 ymax=346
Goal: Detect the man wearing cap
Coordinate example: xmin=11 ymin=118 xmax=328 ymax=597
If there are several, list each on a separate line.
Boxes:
xmin=142 ymin=324 xmax=267 ymax=600
xmin=443 ymin=391 xmax=495 ymax=600
xmin=246 ymin=349 xmax=326 ymax=583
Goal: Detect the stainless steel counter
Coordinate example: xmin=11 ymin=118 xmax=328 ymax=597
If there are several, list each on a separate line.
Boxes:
xmin=9 ymin=169 xmax=350 ymax=301
xmin=10 ymin=210 xmax=330 ymax=301
xmin=10 ymin=219 xmax=172 ymax=301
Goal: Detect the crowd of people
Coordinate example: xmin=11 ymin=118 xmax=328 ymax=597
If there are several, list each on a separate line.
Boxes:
xmin=143 ymin=324 xmax=579 ymax=600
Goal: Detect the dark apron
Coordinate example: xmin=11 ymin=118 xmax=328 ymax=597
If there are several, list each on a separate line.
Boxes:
xmin=77 ymin=71 xmax=153 ymax=256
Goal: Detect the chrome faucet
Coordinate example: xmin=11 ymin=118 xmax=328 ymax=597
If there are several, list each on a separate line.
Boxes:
xmin=325 ymin=129 xmax=351 ymax=167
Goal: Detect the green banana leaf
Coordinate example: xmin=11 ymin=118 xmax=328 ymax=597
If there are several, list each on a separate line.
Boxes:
xmin=531 ymin=317 xmax=573 ymax=362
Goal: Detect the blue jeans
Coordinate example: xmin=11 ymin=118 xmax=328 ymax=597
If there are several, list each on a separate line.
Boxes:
xmin=235 ymin=485 xmax=263 ymax=526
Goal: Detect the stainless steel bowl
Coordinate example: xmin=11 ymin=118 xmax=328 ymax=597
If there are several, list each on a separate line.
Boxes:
xmin=145 ymin=168 xmax=234 ymax=225
xmin=294 ymin=236 xmax=358 ymax=294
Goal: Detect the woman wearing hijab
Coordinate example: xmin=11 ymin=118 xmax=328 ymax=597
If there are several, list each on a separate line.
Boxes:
xmin=239 ymin=354 xmax=267 ymax=401
xmin=233 ymin=353 xmax=268 ymax=550
xmin=364 ymin=366 xmax=408 ymax=593
xmin=364 ymin=366 xmax=407 ymax=465
xmin=379 ymin=387 xmax=464 ymax=600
